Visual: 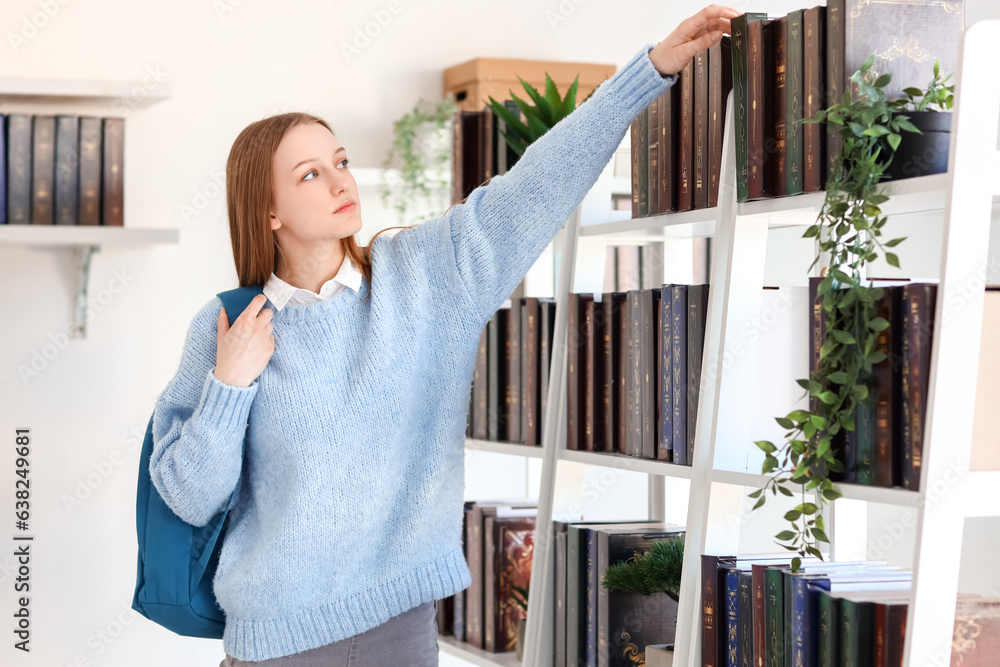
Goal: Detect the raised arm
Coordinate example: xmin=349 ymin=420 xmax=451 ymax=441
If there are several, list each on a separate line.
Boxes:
xmin=149 ymin=297 xmax=259 ymax=527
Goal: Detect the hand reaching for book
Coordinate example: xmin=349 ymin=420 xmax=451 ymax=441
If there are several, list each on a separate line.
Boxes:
xmin=214 ymin=294 xmax=275 ymax=388
xmin=649 ymin=4 xmax=741 ymax=76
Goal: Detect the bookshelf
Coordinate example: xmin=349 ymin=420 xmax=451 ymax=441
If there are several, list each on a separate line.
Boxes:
xmin=459 ymin=20 xmax=998 ymax=667
xmin=0 ymin=76 xmax=176 ymax=339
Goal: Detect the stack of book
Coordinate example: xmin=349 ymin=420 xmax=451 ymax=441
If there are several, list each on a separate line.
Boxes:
xmin=437 ymin=499 xmax=537 ymax=654
xmin=566 ymin=285 xmax=709 ymax=465
xmin=729 ymin=1 xmax=964 ymax=202
xmin=466 ymin=297 xmax=557 ymax=445
xmin=2 ymin=114 xmax=125 ymax=226
xmin=631 ymin=36 xmax=733 ymax=217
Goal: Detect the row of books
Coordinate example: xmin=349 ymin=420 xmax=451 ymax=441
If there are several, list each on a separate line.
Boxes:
xmin=451 ymin=99 xmax=520 ymax=205
xmin=730 ymin=1 xmax=963 ymax=202
xmin=2 ymin=114 xmax=125 ymax=226
xmin=630 ymin=37 xmax=732 ymax=217
xmin=555 ymin=520 xmax=685 ymax=667
xmin=436 ymin=499 xmax=537 ymax=654
xmin=465 ymin=297 xmax=557 ymax=445
xmin=702 ymin=553 xmax=998 ymax=667
xmin=567 ymin=285 xmax=709 ymax=465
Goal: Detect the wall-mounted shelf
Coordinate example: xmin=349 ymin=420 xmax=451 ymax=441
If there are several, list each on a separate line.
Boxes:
xmin=1 ymin=75 xmax=174 ymax=339
xmin=466 ymin=438 xmax=545 ymax=459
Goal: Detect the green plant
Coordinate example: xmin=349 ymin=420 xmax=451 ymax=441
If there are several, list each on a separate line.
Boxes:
xmin=899 ymin=59 xmax=955 ymax=112
xmin=486 ymin=73 xmax=599 ymax=158
xmin=511 ymin=583 xmax=530 ymax=612
xmin=748 ymin=52 xmax=936 ymax=572
xmin=379 ymin=93 xmax=460 ymax=225
xmin=601 ymin=535 xmax=684 ymax=600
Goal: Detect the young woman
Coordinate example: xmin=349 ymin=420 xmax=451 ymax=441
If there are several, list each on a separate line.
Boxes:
xmin=149 ymin=5 xmax=738 ymax=665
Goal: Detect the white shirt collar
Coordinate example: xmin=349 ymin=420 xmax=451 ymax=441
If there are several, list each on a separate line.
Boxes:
xmin=263 ymin=254 xmax=364 ymax=311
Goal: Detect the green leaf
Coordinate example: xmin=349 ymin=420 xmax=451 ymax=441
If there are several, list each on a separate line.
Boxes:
xmin=887 ymin=133 xmax=902 ymax=151
xmin=778 ymin=485 xmax=794 ymax=497
xmin=560 ymin=76 xmax=581 ymax=117
xmin=874 ymin=72 xmax=893 ymax=88
xmin=544 ymin=75 xmax=563 ymax=118
xmin=885 ymin=252 xmax=900 ymax=268
xmin=896 ymin=118 xmax=921 ymax=133
xmin=797 ymin=503 xmax=819 ymax=514
xmin=753 ymin=496 xmax=766 ymax=510
xmin=776 ymin=417 xmax=795 ymax=429
xmin=756 ymin=440 xmax=778 ymax=454
xmin=818 ymin=391 xmax=838 ymax=404
xmin=867 ymin=317 xmax=891 ymax=332
xmin=806 ymin=546 xmax=823 ymax=560
xmin=788 ymin=410 xmax=812 ymax=422
xmin=831 ymin=329 xmax=857 ymax=344
xmin=862 ymin=125 xmax=891 ymax=137
xmin=817 ymin=438 xmax=832 ymax=459
xmin=776 ymin=531 xmax=797 ymax=542
xmin=812 ymin=527 xmax=830 ymax=543
xmin=828 ymin=371 xmax=849 ymax=384
xmin=810 ymin=415 xmax=828 ymax=430
xmin=791 ymin=557 xmax=802 ymax=572
xmin=748 ymin=488 xmax=763 ymax=498
xmin=902 ymin=87 xmax=923 ymax=98
xmin=885 ymin=236 xmax=907 ymax=248
xmin=822 ymin=487 xmax=843 ymax=500
xmin=785 ymin=510 xmax=802 ymax=522
xmin=804 ymin=224 xmax=821 ymax=238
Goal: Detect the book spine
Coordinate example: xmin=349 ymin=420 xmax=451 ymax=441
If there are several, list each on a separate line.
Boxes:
xmin=739 ymin=572 xmax=753 ymax=667
xmin=752 ymin=566 xmax=766 ymax=667
xmin=785 ymin=10 xmax=804 ymax=196
xmin=487 ymin=314 xmax=500 ymax=441
xmin=708 ymin=37 xmax=732 ymax=208
xmin=694 ymin=47 xmax=709 ymax=209
xmin=671 ymin=285 xmax=689 ymax=465
xmin=648 ymin=92 xmax=660 ymax=216
xmin=630 ymin=119 xmax=640 ymax=219
xmin=726 ymin=568 xmax=740 ymax=667
xmin=101 ymin=117 xmax=124 ymax=226
xmin=687 ymin=285 xmax=709 ymax=464
xmin=678 ymin=59 xmax=694 ymax=211
xmin=584 ymin=299 xmax=595 ymax=452
xmin=773 ymin=18 xmax=788 ymax=198
xmin=32 ymin=115 xmax=55 ymax=225
xmin=78 ymin=117 xmax=102 ymax=226
xmin=731 ymin=14 xmax=750 ymax=202
xmin=790 ymin=577 xmax=808 ymax=667
xmin=702 ymin=555 xmax=722 ymax=667
xmin=54 ymin=115 xmax=79 ymax=225
xmin=567 ymin=294 xmax=580 ymax=450
xmin=802 ymin=7 xmax=826 ymax=193
xmin=473 ymin=327 xmax=488 ymax=439
xmin=659 ymin=287 xmax=673 ymax=461
xmin=619 ymin=294 xmax=630 ymax=455
xmin=484 ymin=516 xmax=496 ymax=651
xmin=818 ymin=591 xmax=836 ymax=667
xmin=642 ymin=289 xmax=660 ymax=459
xmin=638 ymin=106 xmax=649 ymax=217
xmin=764 ymin=568 xmax=783 ymax=667
xmin=508 ymin=299 xmax=521 ymax=443
xmin=660 ymin=86 xmax=676 ymax=212
xmin=824 ymin=0 xmax=845 ymax=185
xmin=873 ymin=286 xmax=897 ymax=487
xmin=586 ymin=529 xmax=598 ymax=667
xmin=746 ymin=20 xmax=765 ymax=200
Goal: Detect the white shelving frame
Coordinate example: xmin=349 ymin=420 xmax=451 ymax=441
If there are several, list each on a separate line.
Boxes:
xmin=455 ymin=20 xmax=998 ymax=667
xmin=0 ymin=76 xmax=177 ymax=338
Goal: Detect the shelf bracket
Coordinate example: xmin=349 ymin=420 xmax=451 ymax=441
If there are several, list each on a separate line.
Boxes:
xmin=73 ymin=244 xmax=99 ymax=339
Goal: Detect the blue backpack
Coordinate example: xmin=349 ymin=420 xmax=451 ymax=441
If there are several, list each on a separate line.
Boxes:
xmin=131 ymin=285 xmax=264 ymax=638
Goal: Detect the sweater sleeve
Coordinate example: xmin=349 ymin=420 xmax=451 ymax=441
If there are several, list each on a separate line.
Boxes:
xmin=433 ymin=43 xmax=677 ymax=326
xmin=149 ymin=296 xmax=259 ymax=527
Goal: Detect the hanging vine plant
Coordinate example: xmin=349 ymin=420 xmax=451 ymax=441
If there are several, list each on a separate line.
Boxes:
xmin=749 ymin=53 xmax=953 ymax=571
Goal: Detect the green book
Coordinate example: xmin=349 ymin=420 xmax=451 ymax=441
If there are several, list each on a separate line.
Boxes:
xmin=730 ymin=12 xmax=768 ymax=202
xmin=785 ymin=9 xmax=804 ymax=195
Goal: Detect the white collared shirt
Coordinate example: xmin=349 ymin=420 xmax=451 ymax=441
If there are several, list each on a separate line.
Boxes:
xmin=262 ymin=254 xmax=364 ymax=311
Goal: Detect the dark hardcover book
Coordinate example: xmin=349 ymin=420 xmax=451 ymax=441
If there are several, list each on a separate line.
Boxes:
xmin=752 ymin=565 xmax=767 ymax=667
xmin=597 ymin=524 xmax=682 ymax=667
xmin=101 ymin=117 xmax=124 ymax=226
xmin=703 ymin=555 xmax=733 ymax=667
xmin=872 ymin=286 xmax=900 ymax=487
xmin=678 ymin=58 xmax=694 ymax=211
xmin=738 ymin=572 xmax=754 ymax=667
xmin=555 ymin=523 xmax=569 ymax=667
xmin=628 ymin=290 xmax=644 ymax=457
xmin=7 ymin=114 xmax=32 ymax=224
xmin=658 ymin=284 xmax=674 ymax=462
xmin=950 ymin=599 xmax=1000 ymax=665
xmin=901 ymin=283 xmax=937 ymax=490
xmin=708 ymin=36 xmax=733 ymax=208
xmin=746 ymin=19 xmax=767 ymax=200
xmin=818 ymin=590 xmax=837 ymax=667
xmin=619 ymin=291 xmax=631 ymax=455
xmin=54 ymin=115 xmax=79 ymax=226
xmin=453 ymin=501 xmax=476 ymax=641
xmin=540 ymin=298 xmax=557 ymax=445
xmin=638 ymin=106 xmax=649 ymax=217
xmin=473 ymin=326 xmax=488 ymax=439
xmin=601 ymin=293 xmax=624 ymax=455
xmin=658 ymin=86 xmax=678 ymax=213
xmin=452 ymin=110 xmax=465 ymax=205
xmin=630 ymin=117 xmax=640 ymax=219
xmin=583 ymin=299 xmax=597 ymax=451
xmin=440 ymin=593 xmax=454 ymax=639
xmin=772 ymin=17 xmax=789 ymax=198
xmin=802 ymin=6 xmax=826 ymax=193
xmin=487 ymin=312 xmax=501 ymax=441
xmin=671 ymin=285 xmax=689 ymax=465
xmin=731 ymin=13 xmax=768 ymax=202
xmin=764 ymin=567 xmax=784 ymax=667
xmin=687 ymin=284 xmax=710 ymax=464
xmin=725 ymin=567 xmax=740 ymax=667
xmin=760 ymin=21 xmax=777 ymax=198
xmin=32 ymin=115 xmax=55 ymax=225
xmin=506 ymin=299 xmax=521 ymax=443
xmin=567 ymin=293 xmax=592 ymax=450
xmin=694 ymin=47 xmax=710 ymax=209
xmin=824 ymin=0 xmax=845 ymax=186
xmin=484 ymin=513 xmax=536 ymax=653
xmin=494 ymin=99 xmax=520 ymax=176
xmin=641 ymin=288 xmax=661 ymax=459
xmin=884 ymin=601 xmax=907 ymax=667
xmin=785 ymin=9 xmax=804 ymax=196
xmin=855 ymin=391 xmax=876 ymax=485
xmin=523 ymin=297 xmax=541 ymax=445
xmin=78 ymin=117 xmax=102 ymax=226
xmin=648 ymin=90 xmax=661 ymax=216
xmin=457 ymin=110 xmax=482 ymax=202
xmin=480 ymin=107 xmax=494 ymax=189
xmin=839 ymin=598 xmax=875 ymax=667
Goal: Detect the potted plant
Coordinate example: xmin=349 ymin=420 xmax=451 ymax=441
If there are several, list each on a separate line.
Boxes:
xmin=485 ymin=72 xmax=598 ymax=158
xmin=511 ymin=583 xmax=529 ymax=661
xmin=885 ymin=59 xmax=955 ymax=181
xmin=601 ymin=536 xmax=684 ymax=667
xmin=379 ymin=93 xmax=459 ymax=225
xmin=747 ymin=53 xmax=934 ymax=571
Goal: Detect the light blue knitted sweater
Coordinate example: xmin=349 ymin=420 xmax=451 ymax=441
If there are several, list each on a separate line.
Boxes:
xmin=150 ymin=43 xmax=676 ymax=662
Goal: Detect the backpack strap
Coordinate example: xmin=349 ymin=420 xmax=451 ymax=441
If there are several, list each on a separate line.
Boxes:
xmin=213 ymin=284 xmax=265 ymax=514
xmin=216 ymin=285 xmax=266 ymax=327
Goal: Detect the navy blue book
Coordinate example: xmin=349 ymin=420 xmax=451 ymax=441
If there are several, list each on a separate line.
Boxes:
xmin=670 ymin=285 xmax=688 ymax=464
xmin=725 ymin=566 xmax=741 ymax=667
xmin=658 ymin=284 xmax=674 ymax=461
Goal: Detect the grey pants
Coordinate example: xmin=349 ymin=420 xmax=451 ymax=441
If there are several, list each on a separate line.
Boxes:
xmin=218 ymin=600 xmax=439 ymax=666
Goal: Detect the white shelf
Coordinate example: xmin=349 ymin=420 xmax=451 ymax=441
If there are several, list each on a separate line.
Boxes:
xmin=465 ymin=438 xmax=544 ymax=459
xmin=437 ymin=634 xmax=522 ymax=667
xmin=712 ymin=469 xmax=921 ymax=507
xmin=559 ymin=448 xmax=694 ymax=479
xmin=0 ymin=225 xmax=179 ymax=247
xmin=0 ymin=76 xmax=172 ymax=104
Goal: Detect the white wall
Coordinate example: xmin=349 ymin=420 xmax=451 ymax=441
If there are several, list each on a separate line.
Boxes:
xmin=2 ymin=1 xmax=1000 ymax=665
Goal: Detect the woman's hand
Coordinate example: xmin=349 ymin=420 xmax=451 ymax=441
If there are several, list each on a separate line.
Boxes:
xmin=649 ymin=4 xmax=742 ymax=77
xmin=214 ymin=294 xmax=275 ymax=388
